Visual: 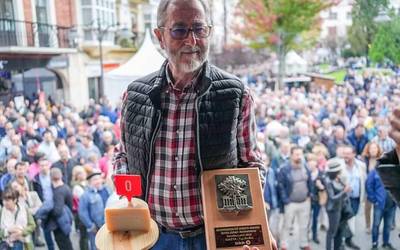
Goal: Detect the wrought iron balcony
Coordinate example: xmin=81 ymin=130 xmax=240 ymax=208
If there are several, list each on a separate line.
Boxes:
xmin=0 ymin=19 xmax=73 ymax=49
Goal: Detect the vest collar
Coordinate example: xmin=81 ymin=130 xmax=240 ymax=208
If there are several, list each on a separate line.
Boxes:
xmin=148 ymin=60 xmax=213 ymax=108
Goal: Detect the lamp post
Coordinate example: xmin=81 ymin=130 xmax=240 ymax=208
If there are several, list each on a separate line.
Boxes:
xmin=96 ymin=18 xmax=113 ymax=98
xmin=95 ymin=19 xmax=134 ymax=98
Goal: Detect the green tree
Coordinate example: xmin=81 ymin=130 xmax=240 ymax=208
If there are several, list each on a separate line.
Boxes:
xmin=348 ymin=0 xmax=389 ymax=66
xmin=235 ymin=0 xmax=333 ymax=90
xmin=369 ymin=16 xmax=400 ymax=65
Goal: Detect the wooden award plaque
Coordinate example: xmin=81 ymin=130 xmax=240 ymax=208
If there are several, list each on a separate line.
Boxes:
xmin=201 ymin=168 xmax=272 ymax=250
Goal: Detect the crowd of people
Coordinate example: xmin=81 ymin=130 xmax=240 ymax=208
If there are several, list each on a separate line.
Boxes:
xmin=251 ymin=69 xmax=400 ymax=250
xmin=0 ymin=97 xmax=117 ymax=250
xmin=0 ymin=67 xmax=398 ymax=250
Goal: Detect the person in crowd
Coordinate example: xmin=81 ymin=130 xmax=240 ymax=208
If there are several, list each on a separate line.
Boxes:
xmin=10 ymin=162 xmax=31 ymax=193
xmin=80 ymin=133 xmax=101 ymax=164
xmin=347 ymin=123 xmax=369 ymax=156
xmin=0 ymin=187 xmax=36 ymax=250
xmin=51 ymin=145 xmax=77 ymax=187
xmin=37 ymin=130 xmax=60 ymax=164
xmin=21 ymin=124 xmax=42 ymax=145
xmin=0 ymin=115 xmax=7 ymax=138
xmin=324 ymin=158 xmax=351 ymax=250
xmin=0 ymin=158 xmax=17 ymax=192
xmin=366 ymin=167 xmax=397 ymax=250
xmin=263 ymin=154 xmax=280 ymax=242
xmin=22 ymin=140 xmax=38 ymax=165
xmin=27 ymin=152 xmax=45 ymax=181
xmin=71 ymin=165 xmax=88 ymax=250
xmin=0 ymin=122 xmax=16 ymax=162
xmin=44 ymin=168 xmax=74 ymax=250
xmin=277 ymin=146 xmax=312 ymax=250
xmin=79 ymin=172 xmax=111 ymax=250
xmin=325 ymin=126 xmax=350 ymax=158
xmin=341 ymin=145 xmax=366 ymax=250
xmin=66 ymin=134 xmax=83 ymax=162
xmin=32 ymin=156 xmax=55 ymax=250
xmin=9 ymin=180 xmax=44 ymax=247
xmin=362 ymin=141 xmax=384 ymax=234
xmin=311 ymin=143 xmax=329 ymax=171
xmin=98 ymin=130 xmax=116 ymax=156
xmin=371 ymin=125 xmax=396 ymax=153
xmin=10 ymin=134 xmax=26 ymax=161
xmin=308 ymin=153 xmax=325 ymax=244
xmin=98 ymin=144 xmax=115 ymax=188
xmin=270 ymin=140 xmax=291 ymax=170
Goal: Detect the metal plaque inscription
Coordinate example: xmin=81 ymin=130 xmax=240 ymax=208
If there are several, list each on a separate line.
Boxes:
xmin=215 ymin=174 xmax=253 ymax=212
xmin=214 ymin=225 xmax=264 ymax=248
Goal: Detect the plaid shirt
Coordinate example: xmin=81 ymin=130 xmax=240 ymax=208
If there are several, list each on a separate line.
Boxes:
xmin=113 ymin=67 xmax=262 ymax=230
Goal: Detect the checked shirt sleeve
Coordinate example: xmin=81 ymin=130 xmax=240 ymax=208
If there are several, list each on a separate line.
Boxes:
xmin=237 ymin=87 xmax=266 ymax=184
xmin=112 ymin=91 xmax=128 ymax=175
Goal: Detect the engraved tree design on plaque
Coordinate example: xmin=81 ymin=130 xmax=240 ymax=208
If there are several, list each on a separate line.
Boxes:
xmin=217 ymin=176 xmax=251 ymax=211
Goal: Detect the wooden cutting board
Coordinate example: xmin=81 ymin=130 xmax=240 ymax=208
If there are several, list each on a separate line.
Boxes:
xmin=95 ymin=218 xmax=159 ymax=250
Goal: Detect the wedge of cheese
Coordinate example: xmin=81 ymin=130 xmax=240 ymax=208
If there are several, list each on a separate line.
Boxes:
xmin=105 ymin=198 xmax=151 ymax=233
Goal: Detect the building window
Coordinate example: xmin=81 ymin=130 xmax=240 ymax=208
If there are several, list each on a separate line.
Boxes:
xmin=82 ymin=0 xmax=92 ymax=5
xmin=0 ymin=0 xmax=14 ymax=19
xmin=328 ymin=26 xmax=337 ymax=37
xmin=36 ymin=0 xmax=48 ymax=24
xmin=84 ymin=30 xmax=93 ymax=41
xmin=88 ymin=77 xmax=100 ymax=100
xmin=82 ymin=8 xmax=93 ymax=25
xmin=347 ymin=12 xmax=352 ymax=20
xmin=329 ymin=11 xmax=337 ymax=20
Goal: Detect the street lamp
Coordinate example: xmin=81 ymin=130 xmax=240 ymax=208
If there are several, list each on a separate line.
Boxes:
xmin=94 ymin=19 xmax=134 ymax=98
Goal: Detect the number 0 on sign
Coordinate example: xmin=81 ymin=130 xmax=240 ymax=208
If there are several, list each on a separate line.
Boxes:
xmin=114 ymin=175 xmax=142 ymax=201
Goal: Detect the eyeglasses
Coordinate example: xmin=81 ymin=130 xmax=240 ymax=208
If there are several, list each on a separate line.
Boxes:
xmin=159 ymin=25 xmax=212 ymax=40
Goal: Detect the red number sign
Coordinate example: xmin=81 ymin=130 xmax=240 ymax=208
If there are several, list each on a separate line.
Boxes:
xmin=114 ymin=175 xmax=141 ymax=202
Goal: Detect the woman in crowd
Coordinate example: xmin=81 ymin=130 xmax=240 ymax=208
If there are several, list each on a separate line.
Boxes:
xmin=71 ymin=165 xmax=88 ymax=250
xmin=0 ymin=187 xmax=36 ymax=250
xmin=325 ymin=158 xmax=351 ymax=250
xmin=361 ymin=141 xmax=383 ymax=234
xmin=308 ymin=153 xmax=325 ymax=244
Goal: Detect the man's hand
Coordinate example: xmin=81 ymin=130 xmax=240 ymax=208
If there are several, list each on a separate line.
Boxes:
xmin=242 ymin=231 xmax=278 ymax=250
xmin=344 ymin=185 xmax=352 ymax=193
xmin=389 ymin=108 xmax=400 ymax=159
xmin=243 ymin=246 xmax=258 ymax=250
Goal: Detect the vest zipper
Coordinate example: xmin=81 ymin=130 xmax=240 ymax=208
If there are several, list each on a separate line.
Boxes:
xmin=195 ymin=97 xmax=204 ymax=172
xmin=145 ymin=110 xmax=162 ymax=201
xmin=194 ymin=79 xmax=213 ymax=170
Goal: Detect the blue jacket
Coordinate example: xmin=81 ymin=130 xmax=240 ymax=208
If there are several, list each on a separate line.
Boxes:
xmin=78 ymin=186 xmax=111 ymax=230
xmin=347 ymin=130 xmax=368 ymax=155
xmin=277 ymin=163 xmax=313 ymax=205
xmin=366 ymin=169 xmax=395 ymax=210
xmin=57 ymin=206 xmax=73 ymax=235
xmin=263 ymin=168 xmax=279 ymax=209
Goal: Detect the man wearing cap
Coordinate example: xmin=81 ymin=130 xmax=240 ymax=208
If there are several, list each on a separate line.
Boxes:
xmin=79 ymin=172 xmax=111 ymax=250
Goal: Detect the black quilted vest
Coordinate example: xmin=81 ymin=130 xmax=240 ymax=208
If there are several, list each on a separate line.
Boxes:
xmin=121 ymin=61 xmax=244 ymax=199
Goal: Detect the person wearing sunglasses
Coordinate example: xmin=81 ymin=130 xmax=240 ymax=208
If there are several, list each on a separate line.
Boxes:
xmin=113 ymin=0 xmax=277 ymax=249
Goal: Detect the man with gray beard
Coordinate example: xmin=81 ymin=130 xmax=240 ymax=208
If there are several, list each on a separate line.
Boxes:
xmin=112 ymin=0 xmax=276 ymax=249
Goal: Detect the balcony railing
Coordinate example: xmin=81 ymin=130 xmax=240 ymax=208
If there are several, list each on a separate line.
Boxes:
xmin=0 ymin=19 xmax=73 ymax=48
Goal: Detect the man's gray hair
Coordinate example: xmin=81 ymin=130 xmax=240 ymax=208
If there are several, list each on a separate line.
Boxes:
xmin=157 ymin=0 xmax=212 ymax=27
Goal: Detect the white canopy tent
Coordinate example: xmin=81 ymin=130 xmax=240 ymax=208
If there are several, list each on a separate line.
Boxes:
xmin=273 ymin=50 xmax=308 ymax=76
xmin=104 ymin=30 xmax=166 ymax=105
